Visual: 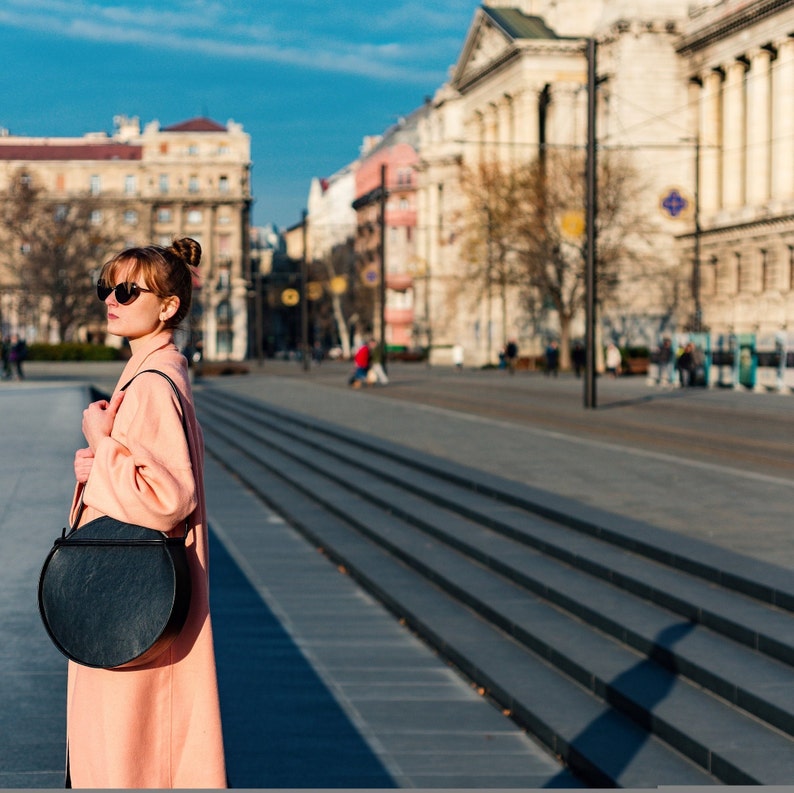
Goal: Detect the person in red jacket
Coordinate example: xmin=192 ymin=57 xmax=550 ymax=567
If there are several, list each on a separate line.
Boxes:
xmin=349 ymin=339 xmax=375 ymax=388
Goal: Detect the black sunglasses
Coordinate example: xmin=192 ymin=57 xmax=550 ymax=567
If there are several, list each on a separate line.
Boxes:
xmin=97 ymin=280 xmax=154 ymax=305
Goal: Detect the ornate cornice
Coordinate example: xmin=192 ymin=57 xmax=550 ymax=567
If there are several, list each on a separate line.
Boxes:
xmin=677 ymin=0 xmax=794 ymax=55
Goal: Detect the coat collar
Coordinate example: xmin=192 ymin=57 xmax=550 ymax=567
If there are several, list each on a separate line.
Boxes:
xmin=115 ymin=331 xmax=176 ymax=393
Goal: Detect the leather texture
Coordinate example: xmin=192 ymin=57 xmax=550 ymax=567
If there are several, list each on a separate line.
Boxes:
xmin=38 ymin=516 xmax=192 ymax=669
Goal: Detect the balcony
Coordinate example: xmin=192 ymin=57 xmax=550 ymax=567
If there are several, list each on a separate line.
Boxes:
xmin=384 ymin=306 xmax=414 ymax=327
xmin=386 ymin=273 xmax=413 ymax=291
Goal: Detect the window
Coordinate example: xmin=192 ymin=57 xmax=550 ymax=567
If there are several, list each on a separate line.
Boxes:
xmin=90 ymin=175 xmax=101 ymax=195
xmin=90 ymin=210 xmax=103 ymax=225
xmin=158 ymin=174 xmax=169 ymax=194
xmin=157 ymin=207 xmax=172 ymax=223
xmin=124 ymin=175 xmax=137 ymax=195
xmin=188 ymin=175 xmax=200 ymax=194
xmin=188 ymin=144 xmax=199 ymax=156
xmin=54 ymin=205 xmax=68 ymax=222
xmin=218 ymin=175 xmax=229 ymax=194
xmin=187 ymin=209 xmax=203 ymax=225
xmin=124 ymin=210 xmax=138 ymax=225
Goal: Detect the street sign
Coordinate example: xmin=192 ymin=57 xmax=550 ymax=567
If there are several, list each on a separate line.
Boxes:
xmin=281 ymin=288 xmax=299 ymax=306
xmin=360 ymin=264 xmax=379 ymax=288
xmin=659 ymin=187 xmax=692 ymax=220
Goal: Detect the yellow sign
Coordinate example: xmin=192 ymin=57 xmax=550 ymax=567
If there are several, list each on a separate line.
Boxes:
xmin=306 ymin=281 xmax=324 ymax=301
xmin=560 ymin=210 xmax=585 ymax=240
xmin=329 ymin=275 xmax=348 ymax=295
xmin=281 ymin=288 xmax=299 ymax=306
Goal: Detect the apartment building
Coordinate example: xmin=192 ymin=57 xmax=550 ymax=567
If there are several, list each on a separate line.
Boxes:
xmin=0 ymin=115 xmax=252 ymax=360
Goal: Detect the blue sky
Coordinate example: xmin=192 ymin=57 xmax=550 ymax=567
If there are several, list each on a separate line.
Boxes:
xmin=0 ymin=0 xmax=479 ymax=229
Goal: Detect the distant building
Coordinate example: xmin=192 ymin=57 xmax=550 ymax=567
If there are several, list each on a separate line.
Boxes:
xmin=352 ymin=107 xmax=426 ymax=349
xmin=0 ymin=114 xmax=252 ymax=360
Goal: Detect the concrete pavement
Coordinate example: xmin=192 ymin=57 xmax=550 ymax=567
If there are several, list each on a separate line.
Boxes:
xmin=1 ymin=359 xmax=792 ymax=788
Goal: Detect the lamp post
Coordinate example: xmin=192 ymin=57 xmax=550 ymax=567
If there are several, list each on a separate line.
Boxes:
xmin=692 ymin=135 xmax=702 ymax=334
xmin=584 ymin=37 xmax=598 ymax=409
xmin=379 ymin=164 xmax=388 ymax=374
xmin=301 ymin=209 xmax=310 ymax=371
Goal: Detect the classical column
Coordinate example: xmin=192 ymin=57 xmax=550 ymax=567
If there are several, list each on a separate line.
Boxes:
xmin=772 ymin=38 xmax=794 ymax=201
xmin=513 ymin=87 xmax=540 ymax=162
xmin=746 ymin=47 xmax=772 ymax=206
xmin=722 ymin=58 xmax=747 ymax=209
xmin=497 ymin=95 xmax=514 ymax=164
xmin=700 ymin=69 xmax=722 ymax=213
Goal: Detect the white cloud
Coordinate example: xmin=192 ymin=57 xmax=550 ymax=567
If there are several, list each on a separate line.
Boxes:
xmin=0 ymin=0 xmax=471 ymax=83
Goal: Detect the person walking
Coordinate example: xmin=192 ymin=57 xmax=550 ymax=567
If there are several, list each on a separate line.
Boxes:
xmin=545 ymin=340 xmax=560 ymax=376
xmin=504 ymin=339 xmax=518 ymax=375
xmin=656 ymin=337 xmax=674 ymax=386
xmin=349 ymin=338 xmax=375 ymax=388
xmin=605 ymin=343 xmax=622 ymax=377
xmin=66 ymin=238 xmax=226 ymax=788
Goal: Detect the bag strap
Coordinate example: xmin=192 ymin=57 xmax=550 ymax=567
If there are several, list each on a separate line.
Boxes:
xmin=69 ymin=369 xmax=195 ymax=539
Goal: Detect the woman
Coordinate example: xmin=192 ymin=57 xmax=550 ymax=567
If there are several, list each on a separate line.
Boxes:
xmin=67 ymin=238 xmax=226 ymax=788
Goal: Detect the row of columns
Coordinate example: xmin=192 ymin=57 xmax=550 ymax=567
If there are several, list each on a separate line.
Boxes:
xmin=696 ymin=37 xmax=794 ymax=214
xmin=466 ymin=82 xmax=588 ymax=166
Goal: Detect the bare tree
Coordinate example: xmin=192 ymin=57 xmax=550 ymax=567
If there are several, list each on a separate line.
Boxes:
xmin=0 ymin=169 xmax=123 ymax=342
xmin=511 ymin=148 xmax=658 ymax=369
xmin=457 ymin=160 xmax=525 ymax=362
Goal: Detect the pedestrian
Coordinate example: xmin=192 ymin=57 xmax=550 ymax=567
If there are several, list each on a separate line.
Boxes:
xmin=572 ymin=341 xmax=586 ymax=377
xmin=677 ymin=342 xmax=696 ymax=387
xmin=0 ymin=336 xmax=9 ymax=379
xmin=8 ymin=333 xmax=27 ymax=380
xmin=349 ymin=338 xmax=375 ymax=388
xmin=545 ymin=340 xmax=559 ymax=376
xmin=452 ymin=343 xmax=464 ymax=371
xmin=504 ymin=339 xmax=518 ymax=374
xmin=66 ymin=238 xmax=226 ymax=788
xmin=656 ymin=337 xmax=674 ymax=386
xmin=605 ymin=343 xmax=622 ymax=377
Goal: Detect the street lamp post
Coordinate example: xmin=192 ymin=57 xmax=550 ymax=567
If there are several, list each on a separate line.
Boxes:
xmin=584 ymin=37 xmax=598 ymax=409
xmin=692 ymin=135 xmax=702 ymax=334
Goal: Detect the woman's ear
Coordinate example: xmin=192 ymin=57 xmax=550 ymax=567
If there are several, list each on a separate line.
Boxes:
xmin=159 ymin=296 xmax=180 ymax=323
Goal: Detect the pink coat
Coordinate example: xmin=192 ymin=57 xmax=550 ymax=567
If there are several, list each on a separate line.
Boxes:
xmin=66 ymin=332 xmax=226 ymax=788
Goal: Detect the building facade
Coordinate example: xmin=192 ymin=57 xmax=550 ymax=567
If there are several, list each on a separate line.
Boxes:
xmin=351 ymin=109 xmax=425 ymax=349
xmin=417 ymin=1 xmax=696 ymax=367
xmin=0 ymin=115 xmax=252 ymax=360
xmin=677 ymin=0 xmax=794 ymax=372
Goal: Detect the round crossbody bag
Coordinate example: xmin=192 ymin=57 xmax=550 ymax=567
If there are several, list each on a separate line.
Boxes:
xmin=38 ymin=369 xmax=194 ymax=669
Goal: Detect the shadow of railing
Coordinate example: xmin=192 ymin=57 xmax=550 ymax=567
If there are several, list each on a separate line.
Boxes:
xmin=545 ymin=621 xmax=698 ymax=787
xmin=209 ymin=531 xmax=396 ymax=789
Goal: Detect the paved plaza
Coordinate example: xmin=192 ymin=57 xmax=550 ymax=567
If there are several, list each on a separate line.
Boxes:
xmin=1 ymin=359 xmax=791 ymax=788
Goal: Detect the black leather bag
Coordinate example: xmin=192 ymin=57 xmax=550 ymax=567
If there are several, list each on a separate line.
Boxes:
xmin=38 ymin=370 xmax=194 ymax=669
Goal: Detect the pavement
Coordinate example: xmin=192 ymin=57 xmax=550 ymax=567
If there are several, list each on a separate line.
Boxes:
xmin=1 ymin=359 xmax=792 ymax=789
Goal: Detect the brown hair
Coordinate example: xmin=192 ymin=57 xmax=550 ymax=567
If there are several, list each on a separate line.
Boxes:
xmin=99 ymin=237 xmax=200 ymax=328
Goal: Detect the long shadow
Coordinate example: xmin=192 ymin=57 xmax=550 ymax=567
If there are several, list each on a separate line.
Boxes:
xmin=546 ymin=621 xmax=698 ymax=787
xmin=595 ymin=386 xmax=710 ymax=411
xmin=209 ymin=531 xmax=396 ymax=789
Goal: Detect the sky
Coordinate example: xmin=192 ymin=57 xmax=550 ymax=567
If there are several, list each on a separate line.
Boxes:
xmin=0 ymin=0 xmax=481 ymax=230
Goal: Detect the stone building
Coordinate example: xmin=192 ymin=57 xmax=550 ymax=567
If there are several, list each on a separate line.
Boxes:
xmin=677 ymin=0 xmax=794 ymax=369
xmin=417 ymin=0 xmax=696 ymax=367
xmin=0 ymin=115 xmax=252 ymax=360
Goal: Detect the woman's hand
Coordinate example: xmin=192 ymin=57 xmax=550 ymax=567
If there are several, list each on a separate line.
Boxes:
xmin=82 ymin=390 xmax=125 ymax=451
xmin=74 ymin=447 xmax=94 ymax=484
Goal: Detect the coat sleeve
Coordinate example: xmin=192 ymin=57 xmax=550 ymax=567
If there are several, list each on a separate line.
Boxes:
xmin=82 ymin=376 xmax=196 ymax=533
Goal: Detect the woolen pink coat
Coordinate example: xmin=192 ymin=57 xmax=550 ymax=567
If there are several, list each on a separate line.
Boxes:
xmin=66 ymin=332 xmax=227 ymax=788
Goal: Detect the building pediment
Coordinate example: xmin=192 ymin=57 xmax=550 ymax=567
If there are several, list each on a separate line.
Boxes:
xmin=452 ymin=6 xmax=563 ymax=92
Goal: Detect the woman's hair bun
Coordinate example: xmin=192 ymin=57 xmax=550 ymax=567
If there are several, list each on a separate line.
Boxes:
xmin=170 ymin=237 xmax=202 ymax=269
